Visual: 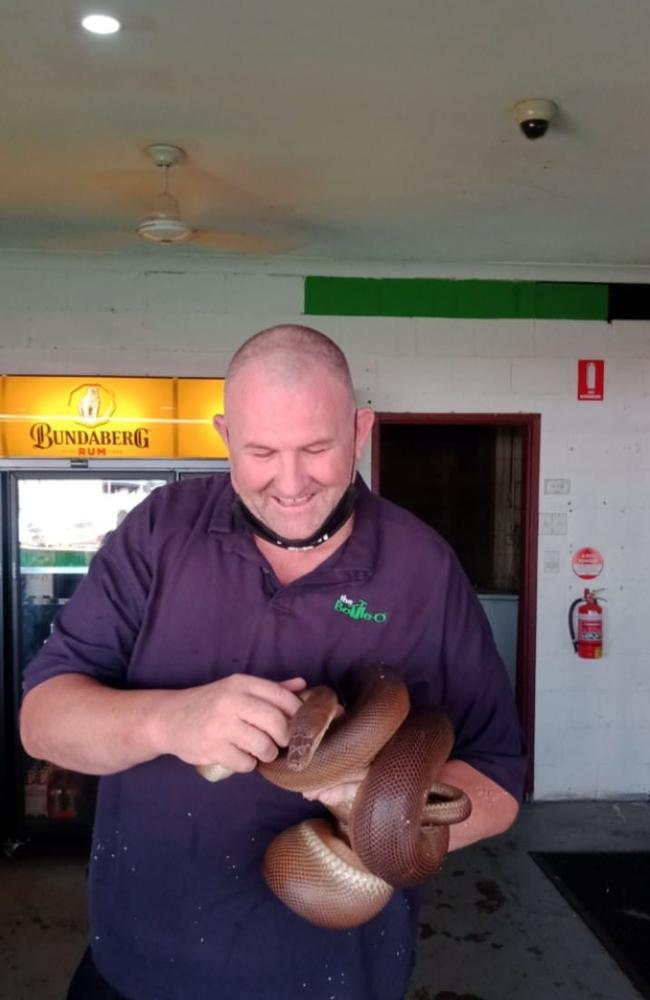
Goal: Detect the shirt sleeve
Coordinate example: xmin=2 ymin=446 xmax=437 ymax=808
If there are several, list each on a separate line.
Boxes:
xmin=436 ymin=553 xmax=528 ymax=802
xmin=22 ymin=495 xmax=155 ymax=696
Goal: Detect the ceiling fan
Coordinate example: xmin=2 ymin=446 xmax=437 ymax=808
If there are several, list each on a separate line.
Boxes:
xmin=134 ymin=143 xmax=301 ymax=254
xmin=136 ymin=144 xmax=194 ymax=244
xmin=15 ymin=143 xmax=305 ymax=256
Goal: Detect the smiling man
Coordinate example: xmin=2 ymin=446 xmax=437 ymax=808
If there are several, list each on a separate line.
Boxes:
xmin=215 ymin=327 xmax=374 ymax=581
xmin=20 ymin=324 xmax=526 ymax=1000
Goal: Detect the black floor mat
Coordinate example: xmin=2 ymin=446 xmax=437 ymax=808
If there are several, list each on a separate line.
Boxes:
xmin=531 ymin=851 xmax=650 ymax=999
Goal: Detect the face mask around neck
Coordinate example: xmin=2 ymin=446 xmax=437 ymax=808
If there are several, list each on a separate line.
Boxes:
xmin=232 ymin=482 xmax=359 ymax=552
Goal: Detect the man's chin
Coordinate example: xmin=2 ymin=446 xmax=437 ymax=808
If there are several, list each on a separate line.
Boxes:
xmin=258 ymin=503 xmax=326 ymax=543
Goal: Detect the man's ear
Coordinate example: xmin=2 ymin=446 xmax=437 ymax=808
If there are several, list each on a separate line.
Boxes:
xmin=213 ymin=414 xmax=228 ymax=445
xmin=354 ymin=407 xmax=375 ymax=460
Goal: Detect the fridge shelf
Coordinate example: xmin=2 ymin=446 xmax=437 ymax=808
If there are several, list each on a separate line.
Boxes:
xmin=21 ymin=566 xmax=89 ymax=575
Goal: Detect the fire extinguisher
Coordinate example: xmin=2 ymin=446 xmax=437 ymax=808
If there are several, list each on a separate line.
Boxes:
xmin=568 ymin=588 xmax=605 ymax=659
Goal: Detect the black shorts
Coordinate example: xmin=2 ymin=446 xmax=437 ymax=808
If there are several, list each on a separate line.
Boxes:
xmin=67 ymin=948 xmax=130 ymax=999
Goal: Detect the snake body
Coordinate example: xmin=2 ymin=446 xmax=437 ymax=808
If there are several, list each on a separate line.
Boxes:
xmin=199 ymin=666 xmax=471 ymax=928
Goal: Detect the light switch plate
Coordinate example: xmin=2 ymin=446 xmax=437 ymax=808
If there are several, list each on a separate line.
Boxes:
xmin=540 ymin=512 xmax=568 ymax=535
xmin=544 ymin=478 xmax=571 ymax=495
xmin=544 ymin=550 xmax=561 ymax=572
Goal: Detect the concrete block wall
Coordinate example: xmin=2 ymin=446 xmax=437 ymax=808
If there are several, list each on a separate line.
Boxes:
xmin=1 ymin=254 xmax=649 ymax=801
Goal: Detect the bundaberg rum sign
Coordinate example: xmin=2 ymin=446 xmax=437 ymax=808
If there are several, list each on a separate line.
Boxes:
xmin=0 ymin=376 xmax=227 ymax=459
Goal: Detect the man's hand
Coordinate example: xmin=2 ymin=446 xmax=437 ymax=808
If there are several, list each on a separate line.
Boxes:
xmin=301 ymin=768 xmax=368 ymax=809
xmin=154 ymin=674 xmax=307 ymax=775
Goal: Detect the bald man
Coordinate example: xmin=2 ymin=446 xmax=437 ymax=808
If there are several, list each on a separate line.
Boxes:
xmin=21 ymin=325 xmax=526 ymax=1000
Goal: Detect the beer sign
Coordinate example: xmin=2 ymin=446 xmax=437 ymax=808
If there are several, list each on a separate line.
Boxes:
xmin=0 ymin=376 xmax=227 ymax=460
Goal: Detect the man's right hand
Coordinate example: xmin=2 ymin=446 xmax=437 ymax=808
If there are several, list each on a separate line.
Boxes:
xmin=154 ymin=674 xmax=307 ymax=775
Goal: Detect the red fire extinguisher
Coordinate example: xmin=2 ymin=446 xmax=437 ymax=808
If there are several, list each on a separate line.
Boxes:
xmin=569 ymin=589 xmax=605 ymax=659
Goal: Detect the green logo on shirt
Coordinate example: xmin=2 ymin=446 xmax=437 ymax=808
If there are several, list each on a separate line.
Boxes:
xmin=333 ymin=593 xmax=388 ymax=623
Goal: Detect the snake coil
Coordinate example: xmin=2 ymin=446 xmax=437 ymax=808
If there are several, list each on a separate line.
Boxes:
xmin=199 ymin=665 xmax=471 ymax=928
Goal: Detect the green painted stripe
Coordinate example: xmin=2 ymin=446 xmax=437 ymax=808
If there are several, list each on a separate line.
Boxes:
xmin=531 ymin=282 xmax=608 ymax=320
xmin=304 ymin=277 xmax=382 ymax=316
xmin=304 ymin=277 xmax=609 ymax=320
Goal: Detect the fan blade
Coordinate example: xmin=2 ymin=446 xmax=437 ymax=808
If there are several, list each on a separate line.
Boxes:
xmin=81 ymin=162 xmax=255 ymax=218
xmin=0 ymin=211 xmax=140 ymax=253
xmin=173 ymin=165 xmax=287 ymax=221
xmin=83 ymin=155 xmax=304 ymax=236
xmin=36 ymin=231 xmax=140 ymax=252
xmin=189 ymin=229 xmax=304 ymax=255
xmin=78 ymin=170 xmax=158 ymax=213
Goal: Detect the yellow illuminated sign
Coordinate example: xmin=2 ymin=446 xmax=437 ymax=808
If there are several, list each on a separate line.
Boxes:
xmin=0 ymin=376 xmax=227 ymax=460
xmin=177 ymin=379 xmax=228 ymax=459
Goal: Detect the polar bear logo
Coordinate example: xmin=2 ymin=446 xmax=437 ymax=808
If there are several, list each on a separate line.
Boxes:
xmin=78 ymin=385 xmax=101 ymax=421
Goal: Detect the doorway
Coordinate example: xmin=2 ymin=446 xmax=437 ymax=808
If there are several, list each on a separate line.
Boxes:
xmin=372 ymin=413 xmax=540 ymax=797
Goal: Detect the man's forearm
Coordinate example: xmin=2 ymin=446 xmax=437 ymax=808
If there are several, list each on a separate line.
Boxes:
xmin=20 ymin=674 xmax=172 ymax=775
xmin=20 ymin=671 xmax=305 ymax=779
xmin=439 ymin=759 xmax=520 ymax=851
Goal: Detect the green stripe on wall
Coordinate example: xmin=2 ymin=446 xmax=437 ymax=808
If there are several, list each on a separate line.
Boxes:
xmin=304 ymin=277 xmax=609 ymax=321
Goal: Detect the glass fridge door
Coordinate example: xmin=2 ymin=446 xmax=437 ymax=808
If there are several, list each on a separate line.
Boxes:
xmin=14 ymin=474 xmax=169 ymax=842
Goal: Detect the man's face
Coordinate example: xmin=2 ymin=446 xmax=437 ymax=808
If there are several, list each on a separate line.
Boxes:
xmin=215 ymin=362 xmax=374 ymax=541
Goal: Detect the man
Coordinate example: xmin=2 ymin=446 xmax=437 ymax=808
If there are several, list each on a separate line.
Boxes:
xmin=21 ymin=324 xmax=526 ymax=1000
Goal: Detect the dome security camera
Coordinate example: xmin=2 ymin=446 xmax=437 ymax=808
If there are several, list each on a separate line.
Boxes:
xmin=513 ymin=98 xmax=557 ymax=140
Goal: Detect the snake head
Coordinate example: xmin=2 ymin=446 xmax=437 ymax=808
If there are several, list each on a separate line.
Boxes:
xmin=286 ymin=687 xmax=340 ymax=772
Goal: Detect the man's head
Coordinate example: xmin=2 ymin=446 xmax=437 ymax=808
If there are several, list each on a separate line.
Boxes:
xmin=214 ymin=325 xmax=374 ymax=543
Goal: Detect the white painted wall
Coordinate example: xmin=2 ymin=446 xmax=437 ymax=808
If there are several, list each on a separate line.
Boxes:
xmin=1 ymin=253 xmax=649 ymax=801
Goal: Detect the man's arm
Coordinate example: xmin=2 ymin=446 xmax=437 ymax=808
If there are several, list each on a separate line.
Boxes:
xmin=19 ymin=489 xmax=310 ymax=779
xmin=437 ymin=758 xmax=519 ymax=850
xmin=20 ymin=672 xmax=306 ymax=776
xmin=309 ymin=757 xmax=519 ymax=850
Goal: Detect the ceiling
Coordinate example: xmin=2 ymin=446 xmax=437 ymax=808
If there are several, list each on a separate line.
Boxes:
xmin=3 ymin=0 xmax=650 ymax=275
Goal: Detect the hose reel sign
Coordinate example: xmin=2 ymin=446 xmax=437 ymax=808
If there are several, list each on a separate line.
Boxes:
xmin=577 ymin=360 xmax=604 ymax=401
xmin=572 ymin=547 xmax=604 ymax=580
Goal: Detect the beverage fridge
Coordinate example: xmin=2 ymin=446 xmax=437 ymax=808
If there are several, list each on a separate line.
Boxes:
xmin=0 ymin=463 xmax=226 ymax=856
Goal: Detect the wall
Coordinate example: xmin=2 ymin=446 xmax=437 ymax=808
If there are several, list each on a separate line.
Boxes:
xmin=1 ymin=253 xmax=649 ymax=801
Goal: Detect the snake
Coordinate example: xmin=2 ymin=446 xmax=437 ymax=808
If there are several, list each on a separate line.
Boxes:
xmin=198 ymin=665 xmax=471 ymax=929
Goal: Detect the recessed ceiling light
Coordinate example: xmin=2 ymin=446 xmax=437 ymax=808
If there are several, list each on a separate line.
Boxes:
xmin=81 ymin=13 xmax=122 ymax=35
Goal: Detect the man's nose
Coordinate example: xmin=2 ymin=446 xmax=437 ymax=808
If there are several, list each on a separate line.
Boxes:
xmin=275 ymin=452 xmax=307 ymax=496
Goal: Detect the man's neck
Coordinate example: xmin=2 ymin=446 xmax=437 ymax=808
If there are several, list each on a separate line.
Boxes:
xmin=254 ymin=516 xmax=355 ymax=586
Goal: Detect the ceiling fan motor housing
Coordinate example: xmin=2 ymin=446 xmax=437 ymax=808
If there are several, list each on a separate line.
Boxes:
xmin=137 ymin=216 xmax=193 ymax=244
xmin=137 ymin=143 xmax=193 ymax=242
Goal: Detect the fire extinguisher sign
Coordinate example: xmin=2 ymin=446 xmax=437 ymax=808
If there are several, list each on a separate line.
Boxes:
xmin=572 ymin=547 xmax=604 ymax=580
xmin=577 ymin=359 xmax=605 ymax=401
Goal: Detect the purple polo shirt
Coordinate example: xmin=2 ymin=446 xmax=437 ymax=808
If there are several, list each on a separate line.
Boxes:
xmin=24 ymin=475 xmax=526 ymax=1000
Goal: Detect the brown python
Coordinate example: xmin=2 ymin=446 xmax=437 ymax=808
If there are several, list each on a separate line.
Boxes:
xmin=198 ymin=665 xmax=471 ymax=928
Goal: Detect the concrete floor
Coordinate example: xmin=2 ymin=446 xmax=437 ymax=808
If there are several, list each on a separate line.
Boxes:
xmin=0 ymin=801 xmax=647 ymax=1000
